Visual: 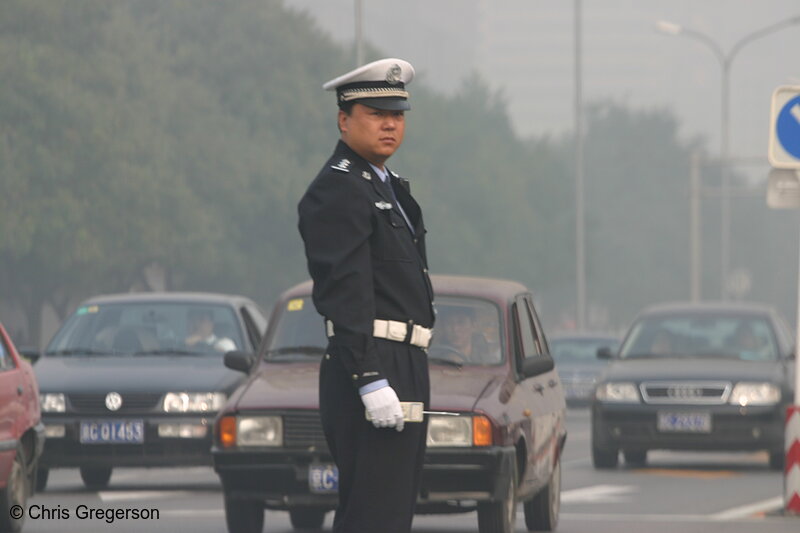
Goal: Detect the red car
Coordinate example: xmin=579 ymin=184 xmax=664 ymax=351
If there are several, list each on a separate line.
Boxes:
xmin=0 ymin=323 xmax=44 ymax=533
xmin=213 ymin=275 xmax=567 ymax=533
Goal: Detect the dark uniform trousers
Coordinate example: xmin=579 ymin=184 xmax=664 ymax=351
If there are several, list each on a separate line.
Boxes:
xmin=299 ymin=140 xmax=435 ymax=533
xmin=320 ymin=339 xmax=429 ymax=533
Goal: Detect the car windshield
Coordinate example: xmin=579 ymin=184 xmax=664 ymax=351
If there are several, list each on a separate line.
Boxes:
xmin=618 ymin=314 xmax=779 ymax=361
xmin=266 ymin=296 xmax=503 ymax=366
xmin=45 ymin=302 xmax=244 ymax=356
xmin=429 ymin=297 xmax=503 ymax=366
xmin=550 ymin=337 xmax=618 ymax=361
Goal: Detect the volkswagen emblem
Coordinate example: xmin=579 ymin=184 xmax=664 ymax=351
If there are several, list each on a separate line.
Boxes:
xmin=105 ymin=392 xmax=123 ymax=411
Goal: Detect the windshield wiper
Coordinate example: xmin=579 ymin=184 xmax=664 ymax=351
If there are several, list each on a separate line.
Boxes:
xmin=427 ymin=357 xmax=463 ymax=368
xmin=132 ymin=349 xmax=200 ymax=356
xmin=45 ymin=348 xmax=109 ymax=356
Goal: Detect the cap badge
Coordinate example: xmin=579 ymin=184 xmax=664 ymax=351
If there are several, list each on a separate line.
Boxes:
xmin=361 ymin=171 xmax=372 ymax=180
xmin=385 ymin=64 xmax=402 ymax=85
xmin=375 ymin=201 xmax=393 ymax=210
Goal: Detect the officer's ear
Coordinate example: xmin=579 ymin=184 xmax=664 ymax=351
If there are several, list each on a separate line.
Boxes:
xmin=338 ymin=110 xmax=348 ymax=134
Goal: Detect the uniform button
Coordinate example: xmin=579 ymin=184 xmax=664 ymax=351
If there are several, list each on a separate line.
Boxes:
xmin=413 ymin=238 xmax=418 ymax=243
xmin=325 ymin=354 xmax=330 ymax=360
xmin=352 ymin=374 xmax=358 ymax=381
xmin=423 ymin=268 xmax=428 ymax=273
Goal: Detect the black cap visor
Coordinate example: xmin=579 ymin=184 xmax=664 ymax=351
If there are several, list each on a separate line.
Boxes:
xmin=351 ymin=97 xmax=410 ymax=111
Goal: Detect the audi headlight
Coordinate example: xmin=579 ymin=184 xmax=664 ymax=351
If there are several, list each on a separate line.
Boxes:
xmin=40 ymin=393 xmax=66 ymax=413
xmin=595 ymin=382 xmax=640 ymax=403
xmin=729 ymin=382 xmax=781 ymax=406
xmin=162 ymin=392 xmax=226 ymax=413
xmin=237 ymin=416 xmax=283 ymax=447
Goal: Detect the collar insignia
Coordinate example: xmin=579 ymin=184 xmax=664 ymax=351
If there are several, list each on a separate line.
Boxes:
xmin=361 ymin=171 xmax=371 ymax=180
xmin=389 ymin=170 xmax=399 ymax=178
xmin=374 ymin=201 xmax=393 ymax=210
xmin=331 ymin=158 xmax=351 ymax=172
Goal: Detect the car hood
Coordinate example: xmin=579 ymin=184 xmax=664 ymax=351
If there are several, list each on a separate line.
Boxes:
xmin=429 ymin=367 xmax=505 ymax=411
xmin=233 ymin=363 xmax=505 ymax=413
xmin=35 ymin=355 xmax=242 ymax=393
xmin=556 ymin=360 xmax=607 ymax=378
xmin=600 ymin=357 xmax=785 ymax=384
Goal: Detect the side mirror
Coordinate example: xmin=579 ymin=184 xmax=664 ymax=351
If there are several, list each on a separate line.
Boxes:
xmin=597 ymin=346 xmax=613 ymax=360
xmin=18 ymin=347 xmax=40 ymax=365
xmin=521 ymin=355 xmax=555 ymax=378
xmin=224 ymin=351 xmax=255 ymax=373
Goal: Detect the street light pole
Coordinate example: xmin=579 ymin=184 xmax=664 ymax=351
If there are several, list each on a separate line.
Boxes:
xmin=656 ymin=15 xmax=800 ymax=300
xmin=354 ymin=0 xmax=364 ymax=67
xmin=575 ymin=0 xmax=586 ymax=330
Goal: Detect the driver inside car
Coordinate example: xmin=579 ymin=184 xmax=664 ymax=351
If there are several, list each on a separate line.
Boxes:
xmin=435 ymin=307 xmax=491 ymax=364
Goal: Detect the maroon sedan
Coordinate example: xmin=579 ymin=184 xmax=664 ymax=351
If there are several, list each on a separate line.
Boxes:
xmin=0 ymin=322 xmax=45 ymax=533
xmin=213 ymin=275 xmax=566 ymax=533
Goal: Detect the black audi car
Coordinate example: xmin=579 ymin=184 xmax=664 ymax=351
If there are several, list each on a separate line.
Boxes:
xmin=591 ymin=302 xmax=795 ymax=470
xmin=33 ymin=292 xmax=267 ymax=490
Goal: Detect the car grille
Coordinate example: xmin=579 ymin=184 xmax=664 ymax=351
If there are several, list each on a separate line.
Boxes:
xmin=68 ymin=393 xmax=163 ymax=413
xmin=640 ymin=381 xmax=731 ymax=405
xmin=283 ymin=412 xmax=328 ymax=450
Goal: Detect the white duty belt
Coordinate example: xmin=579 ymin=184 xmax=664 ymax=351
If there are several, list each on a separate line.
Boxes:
xmin=326 ymin=319 xmax=432 ymax=349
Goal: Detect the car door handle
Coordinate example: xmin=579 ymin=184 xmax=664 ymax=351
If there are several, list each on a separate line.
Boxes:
xmin=548 ymin=380 xmax=558 ymax=388
xmin=533 ymin=384 xmax=545 ymax=394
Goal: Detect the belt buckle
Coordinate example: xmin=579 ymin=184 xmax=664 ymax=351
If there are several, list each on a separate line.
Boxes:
xmin=387 ymin=321 xmax=407 ymax=342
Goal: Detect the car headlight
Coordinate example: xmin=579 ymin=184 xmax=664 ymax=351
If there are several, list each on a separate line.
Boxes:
xmin=237 ymin=416 xmax=283 ymax=447
xmin=40 ymin=393 xmax=66 ymax=413
xmin=162 ymin=392 xmax=226 ymax=413
xmin=427 ymin=415 xmax=472 ymax=447
xmin=595 ymin=382 xmax=640 ymax=403
xmin=729 ymin=382 xmax=781 ymax=406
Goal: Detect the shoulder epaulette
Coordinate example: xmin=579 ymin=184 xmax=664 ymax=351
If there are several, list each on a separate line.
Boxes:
xmin=330 ymin=158 xmax=352 ymax=173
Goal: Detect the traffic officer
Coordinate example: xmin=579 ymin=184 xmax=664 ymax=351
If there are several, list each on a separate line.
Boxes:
xmin=297 ymin=58 xmax=435 ymax=533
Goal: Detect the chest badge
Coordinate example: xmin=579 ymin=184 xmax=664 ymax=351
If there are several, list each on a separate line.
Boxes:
xmin=374 ymin=201 xmax=392 ymax=210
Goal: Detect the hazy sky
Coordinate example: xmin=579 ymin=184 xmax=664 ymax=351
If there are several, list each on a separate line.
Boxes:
xmin=286 ymin=0 xmax=800 ymax=174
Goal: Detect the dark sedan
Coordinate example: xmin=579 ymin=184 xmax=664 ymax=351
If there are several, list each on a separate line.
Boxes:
xmin=550 ymin=332 xmax=618 ymax=406
xmin=591 ymin=302 xmax=795 ymax=470
xmin=213 ymin=275 xmax=566 ymax=533
xmin=33 ymin=292 xmax=267 ymax=490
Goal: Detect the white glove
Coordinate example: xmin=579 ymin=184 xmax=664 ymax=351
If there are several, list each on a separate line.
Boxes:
xmin=361 ymin=385 xmax=405 ymax=432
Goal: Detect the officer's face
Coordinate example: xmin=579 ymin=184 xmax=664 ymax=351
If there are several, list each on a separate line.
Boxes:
xmin=339 ymin=103 xmax=405 ymax=166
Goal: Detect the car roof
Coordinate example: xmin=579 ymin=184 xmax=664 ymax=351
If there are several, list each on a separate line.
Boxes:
xmin=280 ymin=275 xmax=531 ymax=303
xmin=81 ymin=292 xmax=253 ymax=306
xmin=635 ymin=301 xmax=776 ymax=318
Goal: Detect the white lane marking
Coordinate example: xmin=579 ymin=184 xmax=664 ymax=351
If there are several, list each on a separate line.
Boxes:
xmin=791 ymin=103 xmax=800 ymax=124
xmin=708 ymin=496 xmax=783 ymax=520
xmin=99 ymin=490 xmax=193 ymax=502
xmin=561 ymin=484 xmax=636 ymax=504
xmin=559 ymin=513 xmax=774 ymax=522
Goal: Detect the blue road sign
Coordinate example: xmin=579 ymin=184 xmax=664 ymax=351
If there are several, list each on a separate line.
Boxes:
xmin=777 ymin=95 xmax=800 ymax=159
xmin=769 ymin=86 xmax=800 ymax=169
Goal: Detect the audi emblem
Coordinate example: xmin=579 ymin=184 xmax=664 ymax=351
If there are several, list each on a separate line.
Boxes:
xmin=666 ymin=385 xmax=703 ymax=399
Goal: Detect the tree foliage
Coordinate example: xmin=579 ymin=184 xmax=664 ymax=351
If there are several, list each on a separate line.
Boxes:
xmin=2 ymin=0 xmax=794 ymax=343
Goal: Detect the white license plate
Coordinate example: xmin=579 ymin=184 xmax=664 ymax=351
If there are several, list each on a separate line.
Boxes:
xmin=80 ymin=420 xmax=145 ymax=444
xmin=308 ymin=464 xmax=338 ymax=494
xmin=657 ymin=412 xmax=711 ymax=433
